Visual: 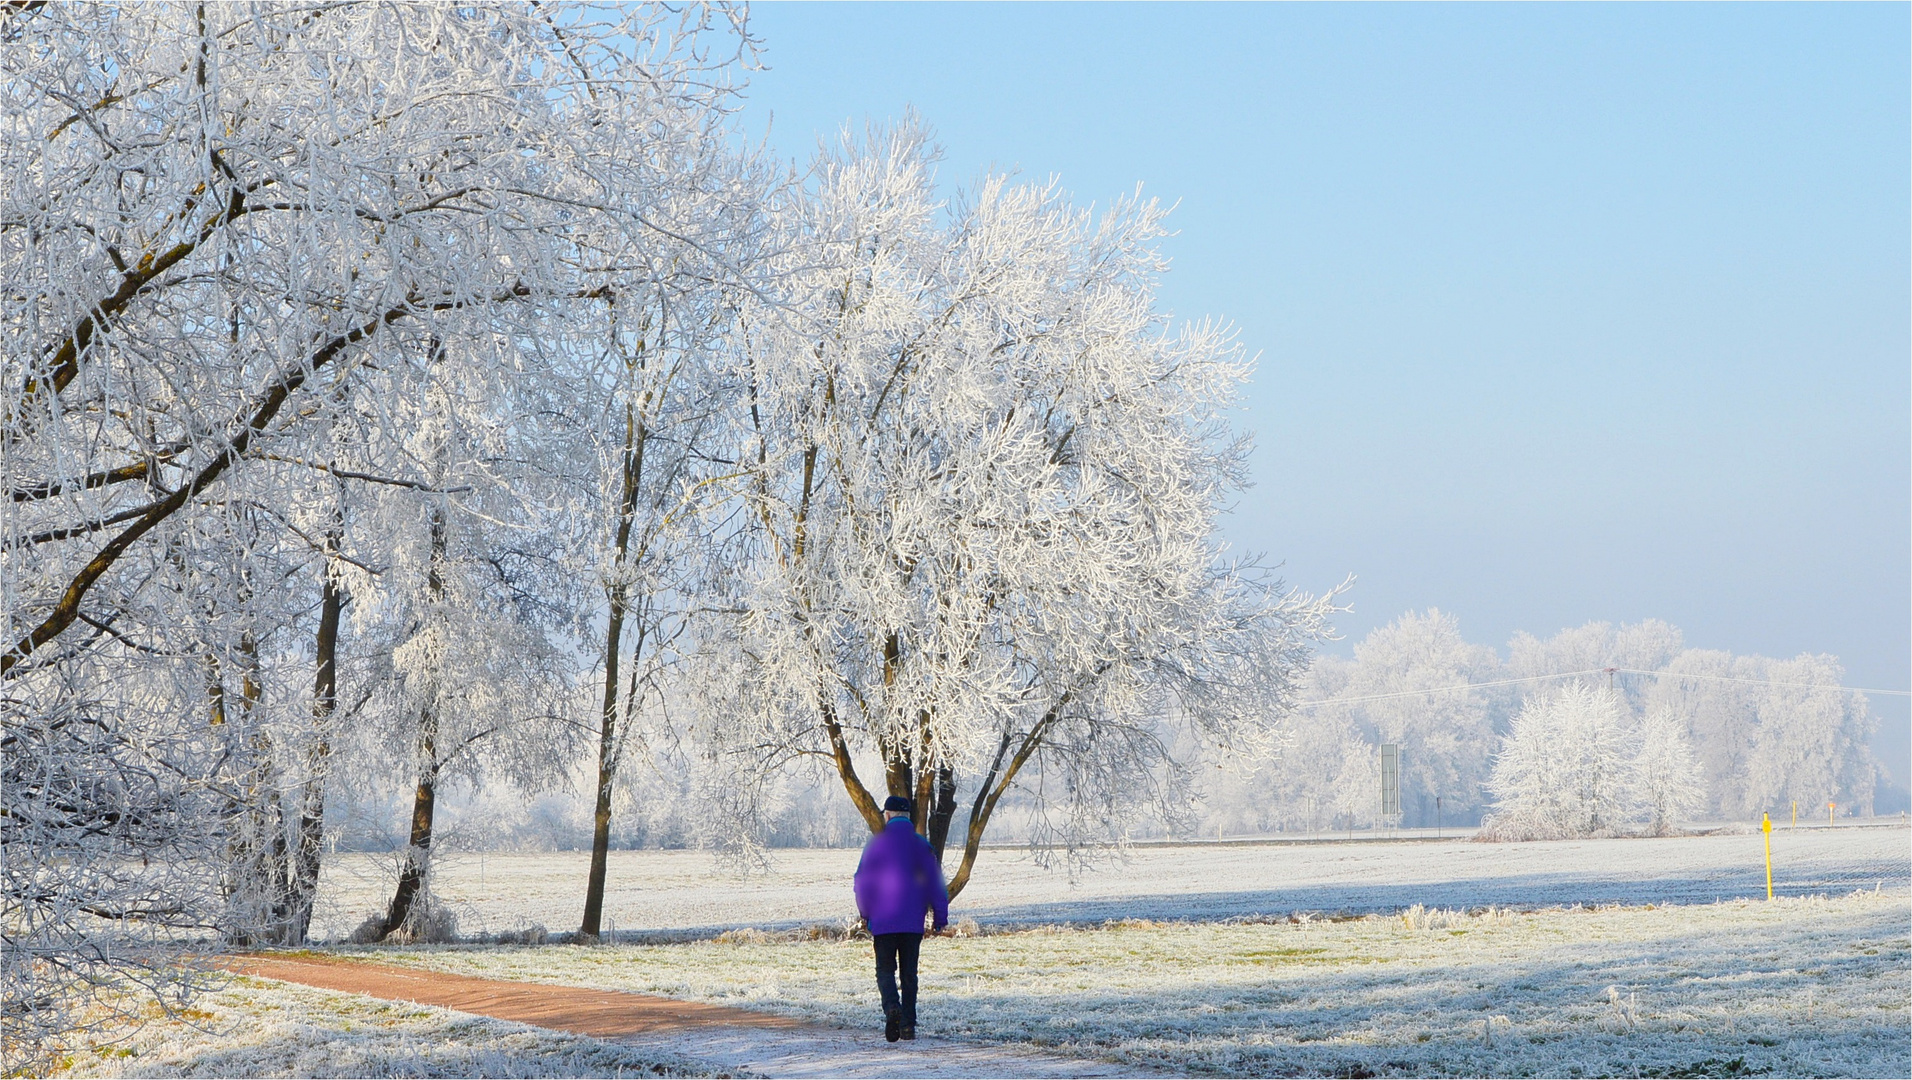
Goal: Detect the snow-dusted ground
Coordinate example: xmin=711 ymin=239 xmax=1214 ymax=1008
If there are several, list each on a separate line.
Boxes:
xmin=311 ymin=823 xmax=1910 ymax=941
xmin=50 ymin=973 xmax=1151 ymax=1080
xmin=53 ymin=977 xmax=724 ymax=1078
xmin=70 ymin=828 xmax=1906 ymax=1078
xmin=597 ymin=1024 xmax=1154 ymax=1078
xmin=343 ymin=890 xmax=1910 ymax=1078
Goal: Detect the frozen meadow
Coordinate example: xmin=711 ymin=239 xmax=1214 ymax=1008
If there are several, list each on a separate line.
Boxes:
xmin=337 ymin=888 xmax=1910 ymax=1079
xmin=58 ymin=826 xmax=1910 ymax=1078
xmin=306 ymin=823 xmax=1908 ymax=941
xmin=53 ymin=979 xmax=718 ymax=1079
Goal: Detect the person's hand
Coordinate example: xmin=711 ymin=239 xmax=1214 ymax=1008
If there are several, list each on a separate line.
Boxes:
xmin=930 ymin=925 xmax=954 ymax=937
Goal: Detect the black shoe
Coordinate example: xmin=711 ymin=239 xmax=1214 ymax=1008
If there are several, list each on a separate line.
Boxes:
xmin=884 ymin=1008 xmax=900 ymax=1043
xmin=900 ymin=1023 xmax=916 ymax=1041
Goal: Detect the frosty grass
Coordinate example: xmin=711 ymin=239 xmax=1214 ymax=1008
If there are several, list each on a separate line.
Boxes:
xmin=58 ymin=828 xmax=1912 ymax=1078
xmin=303 ymin=824 xmax=1906 ymax=941
xmin=343 ymin=890 xmax=1908 ymax=1078
xmin=51 ymin=976 xmax=726 ymax=1079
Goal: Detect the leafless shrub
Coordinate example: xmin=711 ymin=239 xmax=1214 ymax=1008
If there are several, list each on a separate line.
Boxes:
xmin=495 ymin=924 xmax=549 ymax=946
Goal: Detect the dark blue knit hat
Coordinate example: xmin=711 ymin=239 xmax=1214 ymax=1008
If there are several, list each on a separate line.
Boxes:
xmin=883 ymin=795 xmax=912 ymax=814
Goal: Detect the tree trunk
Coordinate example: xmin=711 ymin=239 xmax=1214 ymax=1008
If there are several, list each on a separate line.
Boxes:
xmin=945 ymin=694 xmax=1074 ymax=899
xmin=380 ymin=640 xmax=441 ymax=940
xmin=379 ymin=484 xmax=447 ymax=941
xmin=581 ymin=378 xmax=651 ymax=941
xmin=881 ymin=632 xmax=916 ymax=816
xmin=579 ymin=597 xmax=627 ymax=942
xmin=926 ymin=764 xmax=956 ymax=860
xmin=209 ymin=581 xmax=292 ymax=945
xmin=784 ymin=423 xmax=890 ymax=836
xmin=291 ymin=512 xmax=344 ymax=944
xmin=888 ymin=754 xmax=914 ymax=812
xmin=816 ymin=685 xmax=886 ymax=833
xmin=945 ymin=732 xmax=1016 ymax=901
xmin=238 ymin=630 xmax=294 ymax=943
xmin=380 ymin=736 xmax=438 ymax=939
xmin=910 ymin=718 xmax=936 ymax=835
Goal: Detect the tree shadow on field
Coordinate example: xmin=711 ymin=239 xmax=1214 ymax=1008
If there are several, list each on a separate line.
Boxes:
xmin=959 ymin=859 xmax=1910 ymax=926
xmin=518 ymin=850 xmax=1908 ymax=944
xmin=915 ymin=902 xmax=1910 ymax=1079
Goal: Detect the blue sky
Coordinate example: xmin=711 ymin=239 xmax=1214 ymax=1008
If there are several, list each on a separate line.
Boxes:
xmin=735 ymin=2 xmax=1911 ymax=781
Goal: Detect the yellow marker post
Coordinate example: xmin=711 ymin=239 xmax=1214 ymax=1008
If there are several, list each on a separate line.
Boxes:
xmin=1762 ymin=813 xmax=1773 ymax=900
xmin=1829 ymin=801 xmax=1836 ymax=826
xmin=1791 ymin=801 xmax=1796 ymax=829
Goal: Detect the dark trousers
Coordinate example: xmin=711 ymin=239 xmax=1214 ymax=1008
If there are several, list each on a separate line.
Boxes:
xmin=873 ymin=931 xmax=922 ymax=1024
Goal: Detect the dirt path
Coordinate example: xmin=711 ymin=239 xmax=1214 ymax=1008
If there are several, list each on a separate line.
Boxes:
xmin=233 ymin=955 xmax=1153 ymax=1078
xmin=232 ymin=955 xmax=802 ymax=1038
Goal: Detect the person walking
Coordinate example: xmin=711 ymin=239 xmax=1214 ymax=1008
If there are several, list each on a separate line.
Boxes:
xmin=853 ymin=794 xmax=950 ymax=1043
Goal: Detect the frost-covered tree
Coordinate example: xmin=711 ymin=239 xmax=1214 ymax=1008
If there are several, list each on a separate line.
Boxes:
xmin=1332 ymin=738 xmax=1384 ymax=830
xmin=1639 ymin=649 xmax=1760 ymax=815
xmin=1335 ymin=610 xmax=1501 ymax=825
xmin=1741 ymin=654 xmax=1877 ymax=819
xmin=700 ymin=122 xmax=1333 ymax=894
xmin=0 ymin=1 xmax=752 ymax=1062
xmin=1194 ymin=610 xmax=1893 ymax=838
xmin=1211 ymin=614 xmax=1883 ymax=837
xmin=1633 ymin=707 xmax=1704 ymax=834
xmin=562 ymin=180 xmax=772 ymax=940
xmin=1482 ymin=683 xmax=1634 ymax=840
xmin=1642 ymin=650 xmax=1879 ymax=819
xmin=331 ymin=331 xmax=598 ymax=943
xmin=1202 ymin=676 xmax=1360 ymax=835
xmin=1507 ymin=619 xmax=1683 ymax=714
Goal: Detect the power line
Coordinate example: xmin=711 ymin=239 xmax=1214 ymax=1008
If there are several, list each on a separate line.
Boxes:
xmin=1613 ymin=667 xmax=1911 ymax=698
xmin=1292 ymin=666 xmax=1910 ymax=710
xmin=1291 ymin=669 xmax=1611 ymax=709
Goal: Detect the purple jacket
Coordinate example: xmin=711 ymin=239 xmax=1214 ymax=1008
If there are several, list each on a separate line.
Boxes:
xmin=853 ymin=818 xmax=950 ymax=936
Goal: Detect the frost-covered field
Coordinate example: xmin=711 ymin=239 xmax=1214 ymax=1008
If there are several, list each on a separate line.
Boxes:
xmin=51 ymin=978 xmax=724 ymax=1079
xmin=310 ymin=824 xmax=1908 ymax=941
xmin=333 ymin=890 xmax=1910 ymax=1078
xmin=63 ymin=828 xmax=1911 ymax=1078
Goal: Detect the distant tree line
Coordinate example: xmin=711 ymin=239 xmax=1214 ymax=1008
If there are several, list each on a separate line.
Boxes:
xmin=1197 ymin=612 xmax=1885 ymax=837
xmin=338 ymin=611 xmax=1886 ymax=855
